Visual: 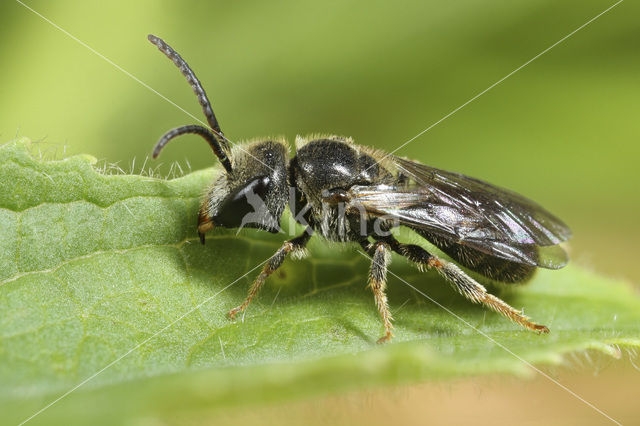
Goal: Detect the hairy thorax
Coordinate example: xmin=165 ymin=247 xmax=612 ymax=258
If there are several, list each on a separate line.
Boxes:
xmin=290 ymin=136 xmax=395 ymax=242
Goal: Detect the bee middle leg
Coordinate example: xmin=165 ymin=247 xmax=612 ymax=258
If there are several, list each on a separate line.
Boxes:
xmin=378 ymin=236 xmax=549 ymax=333
xmin=228 ymin=229 xmax=312 ymax=320
xmin=360 ymin=240 xmax=394 ymax=344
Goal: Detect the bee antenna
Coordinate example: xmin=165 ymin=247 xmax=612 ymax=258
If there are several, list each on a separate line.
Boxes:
xmin=147 ymin=34 xmax=232 ymax=156
xmin=152 ymin=125 xmax=233 ymax=174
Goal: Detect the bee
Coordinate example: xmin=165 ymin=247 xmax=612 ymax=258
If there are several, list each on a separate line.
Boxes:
xmin=148 ymin=35 xmax=571 ymax=343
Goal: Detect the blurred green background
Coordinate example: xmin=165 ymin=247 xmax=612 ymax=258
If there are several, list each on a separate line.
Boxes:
xmin=1 ymin=1 xmax=638 ymax=424
xmin=1 ymin=0 xmax=638 ymax=283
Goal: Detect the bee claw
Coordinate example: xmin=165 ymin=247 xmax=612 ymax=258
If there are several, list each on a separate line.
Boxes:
xmin=376 ymin=331 xmax=393 ymax=344
xmin=534 ymin=324 xmax=550 ymax=334
xmin=227 ymin=307 xmax=241 ymax=321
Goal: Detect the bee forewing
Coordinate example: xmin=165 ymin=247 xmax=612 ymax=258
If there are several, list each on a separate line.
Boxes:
xmin=346 ymin=156 xmax=571 ymax=270
xmin=390 ymin=157 xmax=572 ymax=246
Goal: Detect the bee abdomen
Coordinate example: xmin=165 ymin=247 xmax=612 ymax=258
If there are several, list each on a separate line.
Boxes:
xmin=415 ymin=230 xmax=536 ymax=283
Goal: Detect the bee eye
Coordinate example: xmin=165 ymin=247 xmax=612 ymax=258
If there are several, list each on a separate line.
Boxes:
xmin=212 ymin=176 xmax=272 ymax=229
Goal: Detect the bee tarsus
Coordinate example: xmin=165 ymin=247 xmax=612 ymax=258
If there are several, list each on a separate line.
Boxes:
xmin=361 ymin=240 xmax=394 ymax=344
xmin=227 ymin=229 xmax=313 ymax=321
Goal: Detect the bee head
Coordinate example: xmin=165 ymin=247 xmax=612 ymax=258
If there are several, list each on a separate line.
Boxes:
xmin=197 ymin=140 xmax=290 ymax=241
xmin=147 ymin=35 xmax=291 ymax=243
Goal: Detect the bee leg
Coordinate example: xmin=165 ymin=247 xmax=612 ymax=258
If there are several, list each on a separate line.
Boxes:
xmin=382 ymin=237 xmax=549 ymax=334
xmin=360 ymin=240 xmax=394 ymax=344
xmin=228 ymin=229 xmax=312 ymax=320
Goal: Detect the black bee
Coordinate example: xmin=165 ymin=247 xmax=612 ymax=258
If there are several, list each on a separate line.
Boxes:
xmin=148 ymin=35 xmax=571 ymax=343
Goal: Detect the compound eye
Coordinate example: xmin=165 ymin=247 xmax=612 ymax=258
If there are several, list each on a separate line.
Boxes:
xmin=212 ymin=176 xmax=272 ymax=229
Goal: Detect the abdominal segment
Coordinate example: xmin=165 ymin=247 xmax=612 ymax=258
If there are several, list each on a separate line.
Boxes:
xmin=415 ymin=230 xmax=537 ymax=283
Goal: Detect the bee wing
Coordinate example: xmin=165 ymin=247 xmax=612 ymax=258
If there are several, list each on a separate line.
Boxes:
xmin=347 ymin=157 xmax=571 ymax=268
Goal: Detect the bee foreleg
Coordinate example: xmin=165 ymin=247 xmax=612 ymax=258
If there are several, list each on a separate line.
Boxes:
xmin=383 ymin=237 xmax=549 ymax=333
xmin=228 ymin=229 xmax=312 ymax=320
xmin=361 ymin=240 xmax=394 ymax=344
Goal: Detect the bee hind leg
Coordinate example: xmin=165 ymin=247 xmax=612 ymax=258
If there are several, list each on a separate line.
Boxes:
xmin=360 ymin=240 xmax=394 ymax=344
xmin=380 ymin=236 xmax=549 ymax=333
xmin=228 ymin=229 xmax=312 ymax=320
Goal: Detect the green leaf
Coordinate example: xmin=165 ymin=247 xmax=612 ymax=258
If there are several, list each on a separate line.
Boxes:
xmin=1 ymin=138 xmax=639 ymax=425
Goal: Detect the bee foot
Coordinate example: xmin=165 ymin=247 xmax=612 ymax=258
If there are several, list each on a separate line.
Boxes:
xmin=227 ymin=306 xmax=243 ymax=321
xmin=376 ymin=331 xmax=393 ymax=344
xmin=533 ymin=323 xmax=550 ymax=334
